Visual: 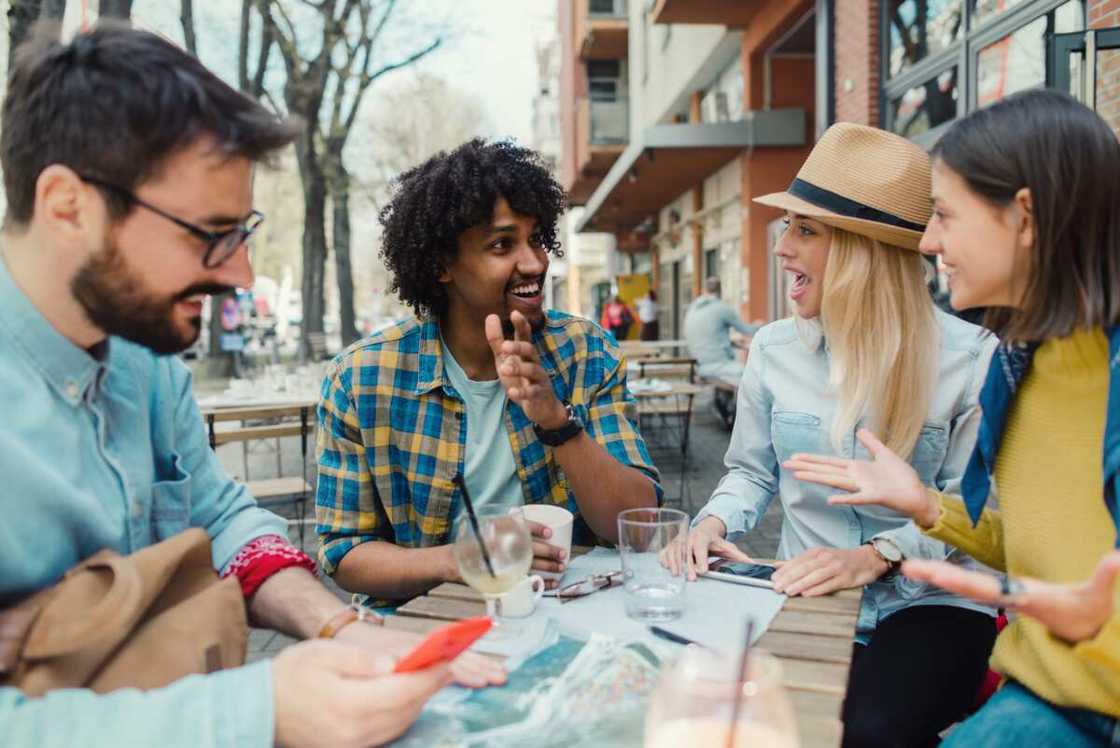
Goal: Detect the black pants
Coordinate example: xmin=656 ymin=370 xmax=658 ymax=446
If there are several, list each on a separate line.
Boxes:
xmin=841 ymin=605 xmax=997 ymax=748
xmin=640 ymin=320 xmax=659 ymax=341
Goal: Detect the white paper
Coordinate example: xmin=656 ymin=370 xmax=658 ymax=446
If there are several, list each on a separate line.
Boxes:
xmin=475 ymin=548 xmax=787 ymax=657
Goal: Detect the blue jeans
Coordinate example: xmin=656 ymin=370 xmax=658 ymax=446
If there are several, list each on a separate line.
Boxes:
xmin=944 ymin=682 xmax=1120 ymax=747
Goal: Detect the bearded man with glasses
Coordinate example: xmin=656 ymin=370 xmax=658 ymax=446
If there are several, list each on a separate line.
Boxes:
xmin=0 ymin=22 xmax=502 ymax=748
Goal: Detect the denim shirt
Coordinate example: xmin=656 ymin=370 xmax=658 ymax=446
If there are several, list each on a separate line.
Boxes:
xmin=695 ymin=310 xmax=999 ymax=640
xmin=0 ymin=258 xmax=282 ymax=747
xmin=962 ymin=331 xmax=1120 ymax=545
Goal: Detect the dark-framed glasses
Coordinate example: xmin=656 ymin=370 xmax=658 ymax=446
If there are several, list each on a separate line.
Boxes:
xmin=79 ymin=175 xmax=265 ymax=269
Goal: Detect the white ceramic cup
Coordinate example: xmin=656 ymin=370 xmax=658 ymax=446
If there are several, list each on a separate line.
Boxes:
xmin=497 ymin=574 xmax=546 ymax=618
xmin=521 ymin=504 xmax=574 ymax=582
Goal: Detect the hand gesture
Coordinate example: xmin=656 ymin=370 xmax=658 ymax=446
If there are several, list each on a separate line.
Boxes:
xmin=782 ymin=429 xmax=940 ymax=529
xmin=902 ymin=552 xmax=1120 ymax=643
xmin=485 ymin=311 xmax=567 ymax=430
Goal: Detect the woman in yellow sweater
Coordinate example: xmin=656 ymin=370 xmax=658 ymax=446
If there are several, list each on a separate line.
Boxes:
xmin=785 ymin=88 xmax=1120 ymax=746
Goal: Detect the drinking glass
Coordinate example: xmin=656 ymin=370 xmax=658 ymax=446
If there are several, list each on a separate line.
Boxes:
xmin=452 ymin=506 xmax=533 ymax=634
xmin=617 ymin=507 xmax=689 ymax=621
xmin=645 ymin=646 xmax=799 ymax=748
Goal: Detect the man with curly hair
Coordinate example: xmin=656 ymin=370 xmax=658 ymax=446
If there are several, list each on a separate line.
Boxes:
xmin=315 ymin=139 xmax=661 ymax=602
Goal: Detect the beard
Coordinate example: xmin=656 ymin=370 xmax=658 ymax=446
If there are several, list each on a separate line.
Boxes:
xmin=71 ymin=237 xmax=231 ymax=355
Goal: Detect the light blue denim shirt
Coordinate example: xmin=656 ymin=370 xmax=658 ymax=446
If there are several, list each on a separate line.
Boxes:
xmin=695 ymin=309 xmax=999 ymax=640
xmin=0 ymin=257 xmax=284 ymax=747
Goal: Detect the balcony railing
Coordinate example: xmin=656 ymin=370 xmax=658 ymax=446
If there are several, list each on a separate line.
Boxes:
xmin=588 ymin=0 xmax=627 ymax=19
xmin=589 ymin=99 xmax=628 ymax=144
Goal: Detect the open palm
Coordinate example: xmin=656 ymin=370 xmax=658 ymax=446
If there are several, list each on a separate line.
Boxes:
xmin=904 ymin=553 xmax=1120 ymax=643
xmin=782 ymin=429 xmax=940 ymax=528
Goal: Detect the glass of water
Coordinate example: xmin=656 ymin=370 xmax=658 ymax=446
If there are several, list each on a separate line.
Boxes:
xmin=617 ymin=507 xmax=689 ymax=621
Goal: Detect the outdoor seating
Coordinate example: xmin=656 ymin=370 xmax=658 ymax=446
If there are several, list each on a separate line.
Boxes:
xmin=202 ymin=404 xmax=314 ymax=545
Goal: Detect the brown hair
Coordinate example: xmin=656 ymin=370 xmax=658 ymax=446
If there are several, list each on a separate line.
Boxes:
xmin=931 ymin=89 xmax=1120 ymax=342
xmin=2 ymin=22 xmax=300 ymax=226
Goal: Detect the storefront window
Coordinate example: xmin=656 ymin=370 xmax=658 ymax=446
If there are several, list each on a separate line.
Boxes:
xmin=887 ymin=0 xmax=965 ymax=77
xmin=889 ymin=68 xmax=959 ymax=137
xmin=976 ymin=1 xmax=1083 ymax=107
xmin=884 ymin=0 xmax=1085 ymax=136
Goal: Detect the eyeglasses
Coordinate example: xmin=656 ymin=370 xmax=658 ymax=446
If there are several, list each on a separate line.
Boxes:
xmin=79 ymin=175 xmax=265 ymax=269
xmin=554 ymin=570 xmax=624 ymax=604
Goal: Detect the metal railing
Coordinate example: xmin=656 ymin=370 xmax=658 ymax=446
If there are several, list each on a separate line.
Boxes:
xmin=589 ymin=99 xmax=628 ymax=144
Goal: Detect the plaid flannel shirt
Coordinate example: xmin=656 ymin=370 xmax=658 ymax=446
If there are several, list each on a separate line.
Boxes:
xmin=315 ymin=310 xmax=662 ymax=578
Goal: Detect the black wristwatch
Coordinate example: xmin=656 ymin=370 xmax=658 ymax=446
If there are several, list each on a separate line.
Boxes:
xmin=533 ymin=402 xmax=584 ymax=447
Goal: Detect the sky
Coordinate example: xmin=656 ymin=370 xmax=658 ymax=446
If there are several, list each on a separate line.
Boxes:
xmin=65 ymin=0 xmax=558 ymax=147
xmin=414 ymin=0 xmax=556 ymax=145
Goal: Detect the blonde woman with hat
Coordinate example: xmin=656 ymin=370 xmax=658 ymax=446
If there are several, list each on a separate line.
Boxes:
xmin=674 ymin=124 xmax=999 ymax=747
xmin=786 ymin=91 xmax=1120 ymax=747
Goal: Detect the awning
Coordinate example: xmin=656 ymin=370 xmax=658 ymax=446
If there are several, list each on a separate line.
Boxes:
xmin=574 ymin=110 xmax=806 ymax=234
xmin=651 ymin=0 xmax=764 ymax=27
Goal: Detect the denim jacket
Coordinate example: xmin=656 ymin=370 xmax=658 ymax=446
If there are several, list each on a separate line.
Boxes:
xmin=0 ymin=258 xmax=282 ymax=747
xmin=962 ymin=330 xmax=1120 ymax=545
xmin=696 ymin=310 xmax=999 ymax=640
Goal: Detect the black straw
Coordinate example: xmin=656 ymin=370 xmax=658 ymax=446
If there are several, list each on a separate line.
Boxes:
xmin=726 ymin=619 xmax=754 ymax=748
xmin=453 ymin=474 xmax=496 ymax=577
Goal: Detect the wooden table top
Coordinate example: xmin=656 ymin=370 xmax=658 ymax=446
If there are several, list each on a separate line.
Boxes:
xmin=387 ymin=550 xmax=861 ymax=747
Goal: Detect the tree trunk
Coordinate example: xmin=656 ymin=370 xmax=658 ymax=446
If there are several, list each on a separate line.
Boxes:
xmin=8 ymin=0 xmax=43 ymax=69
xmin=294 ymin=132 xmax=328 ymax=361
xmin=42 ymin=0 xmax=65 ymax=20
xmin=98 ymin=0 xmax=133 ymax=19
xmin=180 ymin=0 xmax=197 ymax=56
xmin=328 ymin=152 xmax=360 ymax=346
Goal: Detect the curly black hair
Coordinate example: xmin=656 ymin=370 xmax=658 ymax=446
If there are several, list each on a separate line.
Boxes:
xmin=379 ymin=138 xmax=567 ymax=318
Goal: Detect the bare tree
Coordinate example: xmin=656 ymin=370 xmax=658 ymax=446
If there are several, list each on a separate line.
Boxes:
xmin=253 ymin=0 xmax=442 ymax=355
xmin=180 ymin=0 xmax=197 ymax=57
xmin=7 ymin=0 xmax=66 ymax=69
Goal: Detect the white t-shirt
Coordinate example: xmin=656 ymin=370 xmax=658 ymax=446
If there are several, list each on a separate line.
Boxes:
xmin=636 ymin=296 xmax=658 ymax=323
xmin=441 ymin=337 xmax=523 ymax=520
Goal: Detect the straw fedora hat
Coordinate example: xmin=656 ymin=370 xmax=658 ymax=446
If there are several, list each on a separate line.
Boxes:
xmin=754 ymin=123 xmax=931 ymax=250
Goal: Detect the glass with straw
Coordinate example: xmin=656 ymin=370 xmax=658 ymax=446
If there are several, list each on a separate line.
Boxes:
xmin=644 ymin=622 xmax=799 ymax=747
xmin=451 ymin=475 xmax=533 ymax=636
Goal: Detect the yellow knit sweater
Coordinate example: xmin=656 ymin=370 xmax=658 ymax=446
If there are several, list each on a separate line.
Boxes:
xmin=926 ymin=328 xmax=1120 ymax=717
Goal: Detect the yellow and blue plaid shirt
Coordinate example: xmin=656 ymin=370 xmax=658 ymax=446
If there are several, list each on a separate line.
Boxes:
xmin=315 ymin=310 xmax=661 ymax=576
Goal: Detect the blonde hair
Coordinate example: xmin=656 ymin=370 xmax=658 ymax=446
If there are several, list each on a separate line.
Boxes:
xmin=816 ymin=229 xmax=938 ymax=459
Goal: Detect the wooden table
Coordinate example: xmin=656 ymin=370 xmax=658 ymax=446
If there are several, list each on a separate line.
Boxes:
xmin=387 ymin=551 xmax=861 ymax=748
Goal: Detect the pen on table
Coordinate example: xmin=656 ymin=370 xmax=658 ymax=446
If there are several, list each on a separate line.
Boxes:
xmin=648 ymin=625 xmax=711 ymax=650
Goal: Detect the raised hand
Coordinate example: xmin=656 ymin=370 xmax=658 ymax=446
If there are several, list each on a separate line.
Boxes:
xmin=484 ymin=311 xmax=568 ymax=430
xmin=902 ymin=552 xmax=1120 ymax=644
xmin=782 ymin=429 xmax=940 ymax=529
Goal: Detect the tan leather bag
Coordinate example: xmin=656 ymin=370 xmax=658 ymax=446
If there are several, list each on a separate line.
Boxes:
xmin=0 ymin=528 xmax=248 ymax=696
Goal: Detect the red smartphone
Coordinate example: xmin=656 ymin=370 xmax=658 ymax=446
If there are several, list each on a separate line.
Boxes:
xmin=392 ymin=616 xmax=492 ymax=673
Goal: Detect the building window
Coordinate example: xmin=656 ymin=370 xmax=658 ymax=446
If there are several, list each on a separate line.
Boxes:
xmin=589 ymin=0 xmax=627 ymax=18
xmin=703 ymin=248 xmax=720 ymax=283
xmin=883 ymin=0 xmax=1084 ymax=140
